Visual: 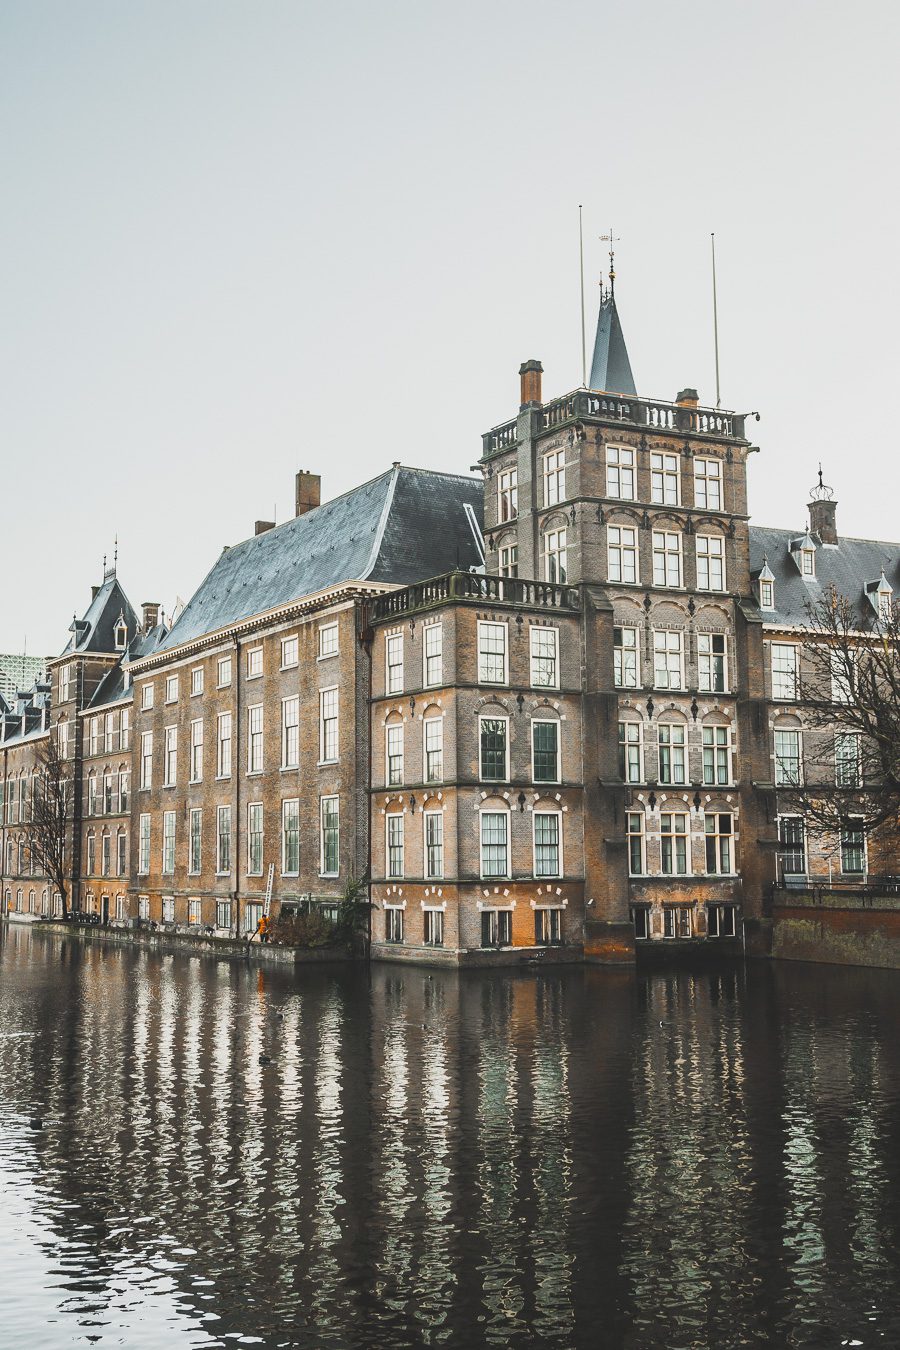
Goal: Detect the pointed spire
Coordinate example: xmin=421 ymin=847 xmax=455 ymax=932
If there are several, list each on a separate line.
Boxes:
xmin=589 ymin=292 xmax=637 ymax=395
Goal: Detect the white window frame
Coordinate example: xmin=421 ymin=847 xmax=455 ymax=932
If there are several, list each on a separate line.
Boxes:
xmin=657 ymin=722 xmax=687 ymax=785
xmin=531 ymin=717 xmax=560 ymax=785
xmin=217 ymin=711 xmax=232 ymax=778
xmin=759 ymin=579 xmax=774 ymax=610
xmin=386 ymin=813 xmax=404 ymax=880
xmin=280 ymin=635 xmax=299 ymax=669
xmin=606 ymin=444 xmax=635 ymax=500
xmin=479 ymin=809 xmax=510 ymax=880
xmin=190 ymin=718 xmax=203 ymax=783
xmin=247 ymin=801 xmax=264 ymax=876
xmin=619 ymin=721 xmax=643 ymax=783
xmin=217 ymin=656 xmax=232 ymax=688
xmin=216 ymin=804 xmax=232 ymax=875
xmin=651 ymin=451 xmax=680 ymax=505
xmin=477 ymin=621 xmax=508 ymax=685
xmin=165 ymin=675 xmax=179 ymax=704
xmin=190 ymin=667 xmax=204 ymax=697
xmin=627 ymin=811 xmax=646 ymax=876
xmin=696 ymin=535 xmax=726 ymax=591
xmin=614 ymin=626 xmax=639 ymax=688
xmin=479 ymin=713 xmax=509 ymax=783
xmin=141 ymin=683 xmax=155 ymax=711
xmin=281 ymin=696 xmax=300 ymax=770
xmin=423 ymin=622 xmax=443 ymax=688
xmin=247 ymin=704 xmax=264 ymax=775
xmin=835 ymin=732 xmax=862 ymax=788
xmin=702 ymin=724 xmax=732 ymax=786
xmin=319 ymin=688 xmax=338 ymax=763
xmin=162 ymin=811 xmax=176 ymax=875
xmin=543 ymin=447 xmax=566 ymax=507
xmin=320 ymin=795 xmax=340 ymax=877
xmin=163 ymin=726 xmax=177 ymax=787
xmin=423 ymin=716 xmax=443 ymax=784
xmin=281 ymin=799 xmax=300 ymax=876
xmin=423 ymin=810 xmax=444 ymax=880
xmin=533 ymin=809 xmax=563 ymax=879
xmin=138 ymin=815 xmax=150 ymax=875
xmin=386 ymin=722 xmax=404 ymax=786
xmin=771 ymin=644 xmax=799 ymax=700
xmin=498 ymin=466 xmax=518 ymax=522
xmin=698 ymin=632 xmax=728 ymax=693
xmin=774 ymin=728 xmax=803 ymax=786
xmin=660 ymin=812 xmax=690 ymax=876
xmin=188 ymin=807 xmax=202 ymax=875
xmin=607 ymin=525 xmax=638 ymax=585
xmin=694 ymin=457 xmax=722 ymax=511
xmin=140 ymin=731 xmax=153 ymax=790
xmin=318 ymin=622 xmax=339 ymax=659
xmin=543 ymin=527 xmax=568 ymax=584
xmin=652 ymin=530 xmax=683 ymax=588
xmin=529 ymin=626 xmax=559 ymax=689
xmin=653 ymin=630 xmax=684 ymax=690
xmin=386 ymin=634 xmax=404 ymax=695
xmin=247 ymin=646 xmax=264 ymax=679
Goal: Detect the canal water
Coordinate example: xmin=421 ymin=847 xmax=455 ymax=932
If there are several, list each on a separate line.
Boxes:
xmin=0 ymin=926 xmax=898 ymax=1349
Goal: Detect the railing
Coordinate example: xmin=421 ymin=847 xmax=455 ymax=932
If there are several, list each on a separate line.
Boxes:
xmin=369 ymin=571 xmax=581 ymax=622
xmin=481 ymin=391 xmax=743 ymax=457
xmin=773 ymin=875 xmax=900 ymax=900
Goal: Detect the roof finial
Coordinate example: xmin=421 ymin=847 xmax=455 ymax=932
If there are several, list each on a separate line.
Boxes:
xmin=113 ymin=535 xmax=118 ymax=573
xmin=809 ymin=463 xmax=834 ymax=501
xmin=102 ymin=553 xmax=107 ymax=576
xmin=600 ymin=227 xmax=619 ymax=297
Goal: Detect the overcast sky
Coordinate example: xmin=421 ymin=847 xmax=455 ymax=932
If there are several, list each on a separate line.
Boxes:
xmin=2 ymin=0 xmax=898 ymax=656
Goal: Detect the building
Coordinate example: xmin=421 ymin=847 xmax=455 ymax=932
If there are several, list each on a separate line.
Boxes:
xmin=0 ymin=653 xmax=48 ymax=706
xmin=2 ymin=286 xmax=898 ymax=963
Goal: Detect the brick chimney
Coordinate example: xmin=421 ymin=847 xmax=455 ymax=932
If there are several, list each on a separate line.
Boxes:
xmin=519 ymin=360 xmax=543 ymax=408
xmin=254 ymin=520 xmax=275 ymax=536
xmin=141 ymin=602 xmax=160 ymax=633
xmin=295 ymin=471 xmax=321 ymax=517
xmin=809 ymin=495 xmax=838 ymax=545
xmin=675 ymin=387 xmax=699 ymax=408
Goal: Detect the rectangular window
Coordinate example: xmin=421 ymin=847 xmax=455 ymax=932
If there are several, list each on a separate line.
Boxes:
xmin=121 ymin=708 xmax=130 ymax=751
xmin=543 ymin=448 xmax=565 ymax=507
xmin=248 ymin=803 xmax=263 ymax=876
xmin=480 ymin=716 xmax=508 ymax=782
xmin=281 ymin=635 xmax=298 ymax=669
xmin=478 ymin=622 xmax=507 ymax=684
xmin=606 ymin=445 xmax=635 ymax=500
xmin=320 ymin=796 xmax=339 ymax=876
xmin=424 ymin=717 xmax=443 ymax=783
xmin=189 ymin=808 xmax=202 ymax=875
xmin=386 ymin=634 xmax=404 ymax=694
xmin=703 ymin=725 xmax=731 ymax=785
xmin=778 ymin=816 xmax=806 ymax=875
xmin=533 ymin=812 xmax=561 ymax=878
xmin=632 ymin=906 xmax=649 ymax=939
xmin=708 ymin=904 xmax=737 ymax=938
xmin=481 ymin=908 xmax=512 ymax=948
xmin=423 ymin=908 xmax=444 ymax=947
xmin=165 ymin=675 xmax=179 ymax=704
xmin=385 ymin=907 xmax=404 ymax=943
xmin=217 ymin=656 xmax=232 ymax=687
xmin=651 ymin=451 xmax=679 ymax=505
xmin=759 ymin=579 xmax=774 ymax=609
xmin=190 ymin=667 xmax=204 ymax=696
xmin=652 ymin=531 xmax=682 ymax=588
xmin=104 ymin=713 xmax=115 ymax=753
xmin=543 ymin=528 xmax=568 ymax=584
xmin=660 ymin=813 xmax=689 ymax=876
xmin=281 ymin=697 xmax=299 ymax=769
xmin=664 ymin=906 xmax=693 ymax=939
xmin=188 ymin=897 xmax=202 ymax=925
xmin=217 ymin=712 xmax=232 ymax=777
xmin=140 ymin=732 xmax=153 ymax=789
xmin=423 ymin=623 xmax=443 ymax=687
xmin=694 ymin=457 xmax=722 ymax=511
xmin=247 ymin=647 xmax=263 ymax=678
xmin=248 ymin=705 xmax=264 ymax=774
xmin=498 ymin=467 xmax=518 ymax=522
xmin=614 ymin=626 xmax=638 ymax=688
xmin=318 ymin=623 xmax=339 ymax=659
xmin=835 ymin=733 xmax=862 ymax=788
xmin=774 ymin=729 xmax=802 ymax=786
xmin=386 ymin=815 xmax=404 ymax=879
xmin=87 ymin=775 xmax=98 ymax=816
xmin=658 ymin=723 xmax=686 ymax=784
xmin=619 ymin=721 xmax=642 ymax=782
xmin=627 ymin=812 xmax=645 ymax=875
xmin=217 ymin=805 xmax=232 ymax=874
xmin=162 ymin=811 xmax=176 ymax=874
xmin=499 ymin=542 xmax=518 ymax=578
xmin=607 ymin=525 xmax=638 ymax=584
xmin=698 ymin=633 xmax=727 ymax=693
xmin=138 ymin=815 xmax=150 ymax=874
xmin=705 ymin=812 xmax=733 ymax=874
xmin=530 ymin=627 xmax=559 ymax=688
xmin=772 ymin=644 xmax=799 ymax=700
xmin=830 ymin=650 xmax=857 ymax=704
xmin=190 ymin=719 xmax=203 ymax=782
xmin=841 ymin=820 xmax=866 ymax=875
xmin=86 ymin=835 xmax=96 ymax=876
xmin=480 ymin=811 xmax=509 ymax=878
xmin=164 ymin=727 xmax=177 ymax=786
xmin=535 ymin=908 xmax=562 ymax=946
xmin=116 ymin=831 xmax=127 ymax=877
xmin=320 ymin=688 xmax=338 ymax=762
xmin=162 ymin=896 xmax=175 ymax=924
xmin=60 ymin=664 xmax=72 ymax=701
xmin=101 ymin=833 xmax=111 ymax=877
xmin=216 ymin=899 xmax=231 ymax=929
xmin=281 ymin=799 xmax=299 ymax=875
xmin=653 ymin=630 xmax=683 ymax=689
xmin=138 ymin=894 xmax=150 ymax=920
xmin=424 ymin=811 xmax=444 ymax=879
xmin=386 ymin=724 xmax=404 ymax=786
xmin=532 ymin=719 xmax=560 ymax=783
xmin=696 ymin=535 xmax=726 ymax=591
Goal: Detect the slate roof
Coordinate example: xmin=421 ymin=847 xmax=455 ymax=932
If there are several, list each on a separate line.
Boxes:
xmin=749 ymin=525 xmax=900 ymax=628
xmin=88 ymin=623 xmax=169 ymax=710
xmin=59 ymin=576 xmax=140 ymax=658
xmin=154 ymin=466 xmax=484 ymax=654
xmin=589 ymin=294 xmax=637 ymax=397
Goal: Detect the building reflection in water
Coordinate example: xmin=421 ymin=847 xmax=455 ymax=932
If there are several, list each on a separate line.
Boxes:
xmin=0 ymin=926 xmax=899 ymax=1349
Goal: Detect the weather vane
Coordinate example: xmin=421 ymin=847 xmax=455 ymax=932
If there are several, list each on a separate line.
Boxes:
xmin=809 ymin=463 xmax=834 ymax=501
xmin=600 ymin=228 xmax=620 ymax=296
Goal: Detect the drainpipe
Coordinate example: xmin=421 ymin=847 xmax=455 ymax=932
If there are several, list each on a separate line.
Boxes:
xmin=232 ymin=636 xmax=241 ymax=939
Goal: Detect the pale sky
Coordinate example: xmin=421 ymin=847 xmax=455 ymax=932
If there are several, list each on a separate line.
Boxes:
xmin=3 ymin=0 xmax=898 ymax=657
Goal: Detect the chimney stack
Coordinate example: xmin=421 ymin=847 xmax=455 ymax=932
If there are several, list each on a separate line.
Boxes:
xmin=809 ymin=495 xmax=838 ymax=546
xmin=255 ymin=520 xmax=275 ymax=536
xmin=519 ymin=360 xmax=543 ymax=408
xmin=675 ymin=387 xmax=699 ymax=408
xmin=91 ymin=585 xmax=99 ymax=601
xmin=295 ymin=471 xmax=321 ymax=517
xmin=141 ymin=602 xmax=160 ymax=633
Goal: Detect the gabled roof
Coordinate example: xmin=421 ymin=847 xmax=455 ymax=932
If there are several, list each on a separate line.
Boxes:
xmin=59 ymin=577 xmax=139 ymax=658
xmin=154 ymin=466 xmax=483 ymax=654
xmin=589 ymin=294 xmax=637 ymax=396
xmin=749 ymin=525 xmax=900 ymax=628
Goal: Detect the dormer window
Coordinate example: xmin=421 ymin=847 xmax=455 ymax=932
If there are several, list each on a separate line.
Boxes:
xmin=801 ymin=548 xmax=815 ymax=577
xmin=866 ymin=571 xmax=893 ymax=621
xmin=760 ymin=579 xmax=774 ymax=609
xmin=114 ymin=618 xmax=127 ymax=650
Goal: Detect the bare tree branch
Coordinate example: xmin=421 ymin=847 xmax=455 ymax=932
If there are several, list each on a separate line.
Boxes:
xmin=28 ymin=732 xmax=74 ymax=918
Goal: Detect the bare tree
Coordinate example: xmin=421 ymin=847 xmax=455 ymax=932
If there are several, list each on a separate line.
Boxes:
xmin=29 ymin=732 xmax=74 ymax=919
xmin=779 ymin=587 xmax=900 ymax=838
